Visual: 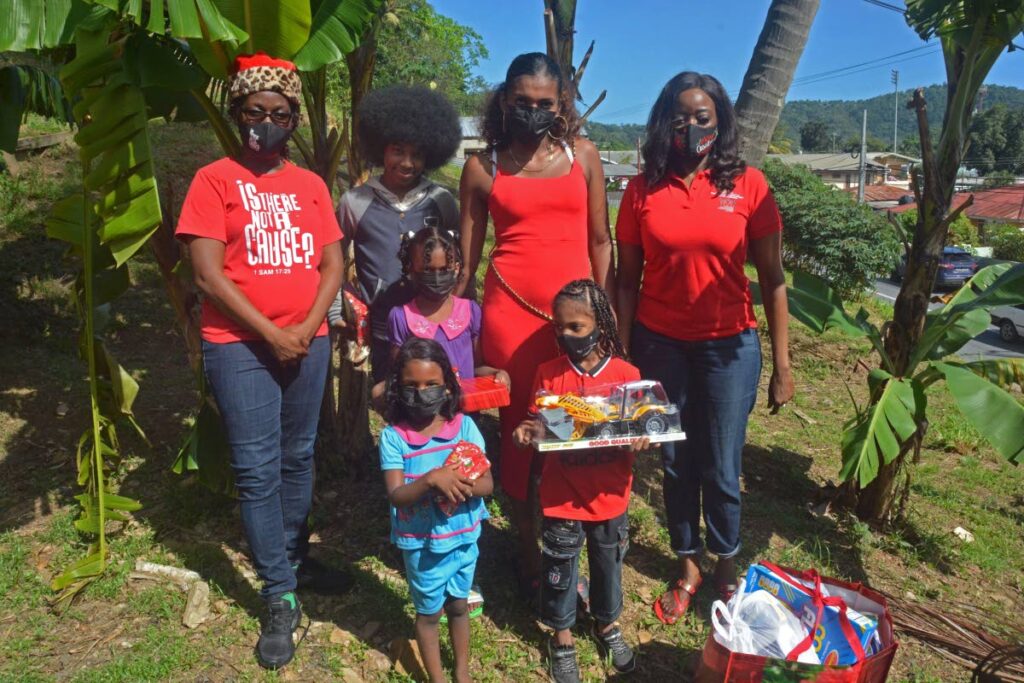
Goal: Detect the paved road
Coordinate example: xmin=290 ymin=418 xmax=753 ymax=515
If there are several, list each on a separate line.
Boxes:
xmin=873 ymin=279 xmax=1023 ymax=360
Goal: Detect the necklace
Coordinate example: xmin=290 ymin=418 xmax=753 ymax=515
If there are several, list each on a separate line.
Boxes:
xmin=508 ymin=142 xmax=560 ymax=173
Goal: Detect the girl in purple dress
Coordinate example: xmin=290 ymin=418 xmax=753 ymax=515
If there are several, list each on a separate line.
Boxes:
xmin=386 ymin=226 xmax=510 ymax=388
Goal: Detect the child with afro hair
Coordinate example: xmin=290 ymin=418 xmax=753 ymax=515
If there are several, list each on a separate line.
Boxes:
xmin=328 ymin=85 xmax=464 ymax=383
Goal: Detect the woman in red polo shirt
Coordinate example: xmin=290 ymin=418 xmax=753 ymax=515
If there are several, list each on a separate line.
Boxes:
xmin=616 ymin=71 xmax=795 ymax=624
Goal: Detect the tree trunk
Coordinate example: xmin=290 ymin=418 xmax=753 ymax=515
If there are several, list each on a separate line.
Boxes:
xmin=543 ymin=0 xmax=576 ymax=87
xmin=734 ymin=0 xmax=819 ymax=167
xmin=344 ymin=27 xmax=378 ymax=185
xmin=857 ymin=85 xmax=976 ymax=523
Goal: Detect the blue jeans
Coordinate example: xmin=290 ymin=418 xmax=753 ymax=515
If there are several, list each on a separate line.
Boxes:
xmin=631 ymin=324 xmax=761 ymax=558
xmin=202 ymin=336 xmax=330 ymax=598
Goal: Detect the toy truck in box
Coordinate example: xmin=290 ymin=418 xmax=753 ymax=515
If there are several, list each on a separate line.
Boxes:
xmin=534 ymin=380 xmax=685 ymax=451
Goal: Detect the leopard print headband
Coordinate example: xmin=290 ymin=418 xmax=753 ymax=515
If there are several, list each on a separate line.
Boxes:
xmin=228 ymin=65 xmax=302 ymax=106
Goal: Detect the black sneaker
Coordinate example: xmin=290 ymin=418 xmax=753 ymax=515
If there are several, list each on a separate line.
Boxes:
xmin=547 ymin=639 xmax=581 ymax=683
xmin=592 ymin=624 xmax=636 ymax=674
xmin=256 ymin=592 xmax=302 ymax=669
xmin=294 ymin=556 xmax=354 ymax=595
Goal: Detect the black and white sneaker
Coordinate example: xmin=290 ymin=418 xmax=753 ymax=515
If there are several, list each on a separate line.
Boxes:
xmin=592 ymin=623 xmax=636 ymax=674
xmin=547 ymin=638 xmax=581 ymax=683
xmin=256 ymin=592 xmax=302 ymax=669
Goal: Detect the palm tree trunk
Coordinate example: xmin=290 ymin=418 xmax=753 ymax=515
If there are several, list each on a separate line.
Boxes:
xmin=543 ymin=0 xmax=576 ymax=86
xmin=734 ymin=0 xmax=819 ymax=167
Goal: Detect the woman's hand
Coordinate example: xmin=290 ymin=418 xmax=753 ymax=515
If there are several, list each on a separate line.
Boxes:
xmin=493 ymin=369 xmax=511 ymax=389
xmin=512 ymin=419 xmax=545 ymax=448
xmin=268 ymin=327 xmax=309 ymax=364
xmin=426 ymin=465 xmax=475 ymax=504
xmin=767 ymin=364 xmax=795 ymax=414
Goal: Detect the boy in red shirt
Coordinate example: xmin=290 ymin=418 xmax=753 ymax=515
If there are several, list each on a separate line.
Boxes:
xmin=514 ymin=280 xmax=648 ymax=683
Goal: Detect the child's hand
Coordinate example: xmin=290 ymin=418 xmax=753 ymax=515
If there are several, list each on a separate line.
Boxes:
xmin=493 ymin=370 xmax=511 ymax=389
xmin=628 ymin=436 xmax=651 ymax=452
xmin=426 ymin=465 xmax=475 ymax=504
xmin=513 ymin=419 xmax=545 ymax=448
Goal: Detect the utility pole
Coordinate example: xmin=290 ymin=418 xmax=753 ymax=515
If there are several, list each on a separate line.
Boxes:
xmin=891 ymin=69 xmax=899 ymax=152
xmin=832 ymin=132 xmax=837 ymax=153
xmin=857 ymin=109 xmax=868 ymax=203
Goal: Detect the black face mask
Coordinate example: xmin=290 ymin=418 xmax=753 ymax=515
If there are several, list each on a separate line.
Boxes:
xmin=507 ymin=105 xmax=556 ymax=141
xmin=672 ymin=123 xmax=718 ymax=159
xmin=557 ymin=329 xmax=600 ymax=362
xmin=240 ymin=121 xmax=293 ymax=159
xmin=414 ymin=270 xmax=458 ymax=301
xmin=399 ymin=385 xmax=448 ymax=422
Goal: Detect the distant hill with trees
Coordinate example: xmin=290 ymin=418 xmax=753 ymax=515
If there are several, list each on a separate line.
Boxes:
xmin=777 ymin=83 xmax=1024 ymax=155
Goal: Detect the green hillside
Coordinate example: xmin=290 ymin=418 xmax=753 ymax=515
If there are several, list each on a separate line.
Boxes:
xmin=780 ymin=83 xmax=1024 ymax=152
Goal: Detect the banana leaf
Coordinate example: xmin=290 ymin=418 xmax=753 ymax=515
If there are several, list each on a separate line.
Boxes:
xmin=292 ymin=0 xmax=380 ymax=71
xmin=840 ymin=369 xmax=923 ymax=486
xmin=0 ymin=64 xmax=75 ymax=153
xmin=930 ymin=361 xmax=1024 ymax=466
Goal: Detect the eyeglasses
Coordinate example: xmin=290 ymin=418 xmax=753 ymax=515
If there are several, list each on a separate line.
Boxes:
xmin=240 ymin=108 xmax=295 ymax=126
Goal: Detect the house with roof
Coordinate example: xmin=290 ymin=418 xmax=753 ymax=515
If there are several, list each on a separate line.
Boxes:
xmin=766 ymin=153 xmax=888 ymax=189
xmin=458 ymin=116 xmax=486 ymax=160
xmin=866 ymin=152 xmax=921 ymax=180
xmin=844 ymin=183 xmax=915 ymax=209
xmin=888 ymin=184 xmax=1024 ymax=226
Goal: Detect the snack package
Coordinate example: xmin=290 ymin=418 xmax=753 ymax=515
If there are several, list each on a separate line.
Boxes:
xmin=743 ymin=563 xmax=882 ymax=666
xmin=533 ymin=379 xmax=685 ymax=452
xmin=343 ymin=284 xmax=368 ymax=347
xmin=460 ymin=376 xmax=511 ymax=412
xmin=436 ymin=441 xmax=491 ymax=516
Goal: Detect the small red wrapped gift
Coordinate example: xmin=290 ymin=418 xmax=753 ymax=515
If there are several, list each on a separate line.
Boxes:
xmin=436 ymin=441 xmax=491 ymax=516
xmin=459 ymin=376 xmax=511 ymax=412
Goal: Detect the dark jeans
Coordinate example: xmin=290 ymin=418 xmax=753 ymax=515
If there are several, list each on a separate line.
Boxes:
xmin=540 ymin=513 xmax=629 ymax=630
xmin=631 ymin=324 xmax=761 ymax=559
xmin=202 ymin=336 xmax=330 ymax=599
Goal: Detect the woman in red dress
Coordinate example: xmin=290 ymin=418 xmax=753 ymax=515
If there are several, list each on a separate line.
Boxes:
xmin=457 ymin=52 xmax=613 ymax=595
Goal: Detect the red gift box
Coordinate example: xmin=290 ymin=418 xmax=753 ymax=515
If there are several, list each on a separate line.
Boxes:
xmin=436 ymin=441 xmax=490 ymax=516
xmin=459 ymin=376 xmax=511 ymax=412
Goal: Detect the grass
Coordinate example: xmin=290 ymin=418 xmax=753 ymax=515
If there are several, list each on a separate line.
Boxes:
xmin=0 ymin=125 xmax=1022 ymax=682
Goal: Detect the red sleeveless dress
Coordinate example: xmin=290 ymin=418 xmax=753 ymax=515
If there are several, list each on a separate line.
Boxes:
xmin=482 ymin=155 xmax=592 ymax=501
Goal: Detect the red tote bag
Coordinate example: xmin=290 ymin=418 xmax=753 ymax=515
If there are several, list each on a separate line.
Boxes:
xmin=695 ymin=564 xmax=898 ymax=683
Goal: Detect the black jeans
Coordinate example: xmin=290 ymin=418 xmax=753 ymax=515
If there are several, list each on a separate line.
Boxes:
xmin=540 ymin=513 xmax=629 ymax=630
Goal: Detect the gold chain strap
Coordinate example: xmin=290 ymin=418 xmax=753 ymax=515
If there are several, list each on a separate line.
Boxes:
xmin=487 ymin=249 xmax=553 ymax=322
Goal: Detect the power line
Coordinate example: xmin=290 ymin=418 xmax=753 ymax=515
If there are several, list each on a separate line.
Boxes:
xmin=861 ymin=0 xmax=906 ymax=13
xmin=790 ymin=48 xmax=939 ymax=88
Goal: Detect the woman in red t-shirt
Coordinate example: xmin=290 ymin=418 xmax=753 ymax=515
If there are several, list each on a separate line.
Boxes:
xmin=175 ymin=53 xmax=343 ymax=669
xmin=615 ymin=72 xmax=795 ymax=625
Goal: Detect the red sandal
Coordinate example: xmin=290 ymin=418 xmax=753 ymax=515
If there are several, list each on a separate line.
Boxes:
xmin=652 ymin=576 xmax=702 ymax=625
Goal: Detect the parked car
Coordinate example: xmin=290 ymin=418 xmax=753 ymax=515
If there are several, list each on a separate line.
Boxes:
xmin=892 ymin=246 xmax=979 ymax=289
xmin=990 ymin=304 xmax=1024 ymax=343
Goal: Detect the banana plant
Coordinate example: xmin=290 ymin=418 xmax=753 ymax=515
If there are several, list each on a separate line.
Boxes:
xmin=44 ymin=13 xmax=167 ymax=601
xmin=787 ymin=265 xmax=1024 ymax=519
xmin=0 ymin=61 xmax=75 ymax=153
xmin=2 ymin=0 xmax=383 ymax=597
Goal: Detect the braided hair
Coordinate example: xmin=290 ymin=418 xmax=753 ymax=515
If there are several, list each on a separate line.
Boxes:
xmin=398 ymin=224 xmax=464 ymax=279
xmin=384 ymin=338 xmax=462 ymax=424
xmin=553 ymin=279 xmax=627 ymax=360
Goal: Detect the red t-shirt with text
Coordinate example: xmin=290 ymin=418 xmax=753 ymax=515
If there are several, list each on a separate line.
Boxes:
xmin=175 ymin=158 xmax=342 ymax=343
xmin=531 ymin=355 xmax=641 ymax=522
xmin=616 ymin=167 xmax=782 ymax=341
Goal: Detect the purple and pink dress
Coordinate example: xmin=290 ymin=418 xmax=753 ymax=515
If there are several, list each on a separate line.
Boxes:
xmin=387 ymin=297 xmax=482 ymax=378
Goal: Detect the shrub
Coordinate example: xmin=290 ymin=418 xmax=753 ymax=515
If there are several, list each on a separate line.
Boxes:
xmin=898 ymin=208 xmax=979 ymax=248
xmin=986 ymin=223 xmax=1024 ymax=262
xmin=762 ymin=159 xmax=899 ymax=298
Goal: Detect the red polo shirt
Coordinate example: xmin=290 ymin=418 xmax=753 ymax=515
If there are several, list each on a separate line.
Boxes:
xmin=616 ymin=167 xmax=782 ymax=341
xmin=530 ymin=355 xmax=641 ymax=521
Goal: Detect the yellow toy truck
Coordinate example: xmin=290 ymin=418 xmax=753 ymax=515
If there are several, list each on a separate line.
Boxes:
xmin=535 ymin=380 xmax=682 ymax=441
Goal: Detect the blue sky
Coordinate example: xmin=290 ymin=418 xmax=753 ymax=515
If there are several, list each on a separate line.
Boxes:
xmin=431 ymin=0 xmax=1024 ymax=124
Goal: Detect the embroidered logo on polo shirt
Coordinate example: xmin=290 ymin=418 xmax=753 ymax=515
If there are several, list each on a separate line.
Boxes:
xmin=715 ymin=191 xmax=744 ymax=213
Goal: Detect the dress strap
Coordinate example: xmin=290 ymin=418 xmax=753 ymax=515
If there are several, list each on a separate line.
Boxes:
xmin=490 ymin=149 xmax=498 ymax=178
xmin=561 ymin=140 xmax=574 ymax=164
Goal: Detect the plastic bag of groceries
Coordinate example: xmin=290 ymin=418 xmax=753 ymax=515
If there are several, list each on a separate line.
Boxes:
xmin=711 ymin=580 xmax=821 ymax=664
